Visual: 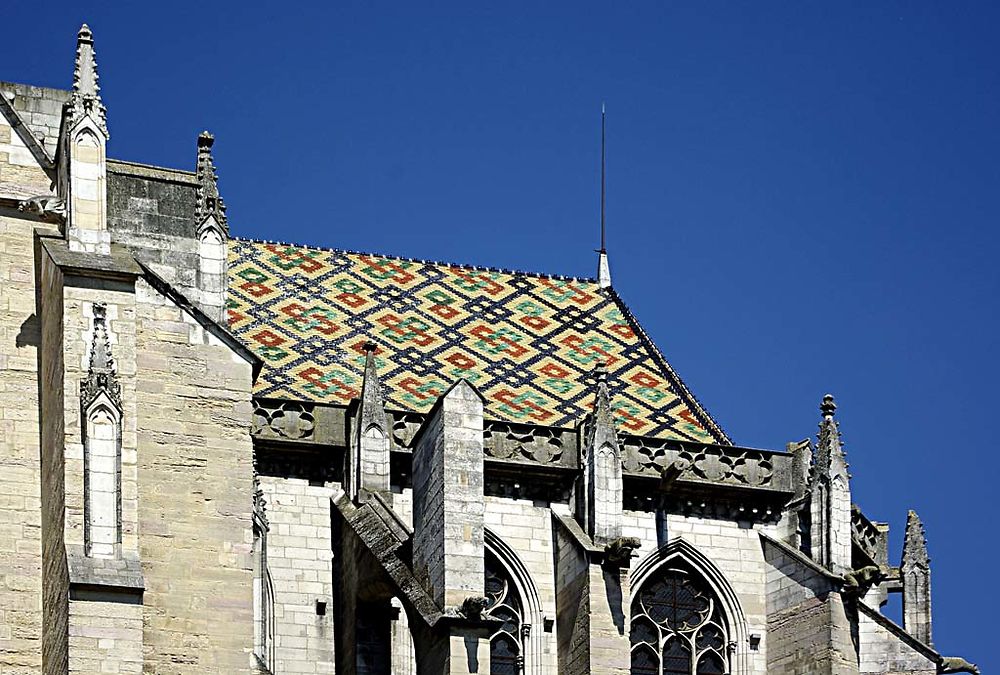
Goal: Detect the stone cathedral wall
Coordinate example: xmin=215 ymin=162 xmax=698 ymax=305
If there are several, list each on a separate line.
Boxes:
xmin=0 ymin=214 xmax=45 ymax=673
xmin=0 ymin=105 xmax=57 ymax=672
xmin=133 ymin=278 xmax=256 ymax=673
xmin=857 ymin=610 xmax=936 ymax=675
xmin=0 ymin=27 xmax=976 ymax=674
xmin=259 ymin=476 xmax=337 ymax=673
xmin=621 ymin=509 xmax=774 ymax=673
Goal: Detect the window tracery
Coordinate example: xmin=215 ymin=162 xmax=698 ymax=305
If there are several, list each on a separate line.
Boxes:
xmin=252 ymin=475 xmax=274 ymax=672
xmin=485 ymin=551 xmax=527 ymax=675
xmin=630 ymin=563 xmax=730 ymax=675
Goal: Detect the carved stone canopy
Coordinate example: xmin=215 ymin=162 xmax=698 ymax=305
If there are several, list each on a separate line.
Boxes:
xmin=80 ymin=303 xmax=121 ymax=411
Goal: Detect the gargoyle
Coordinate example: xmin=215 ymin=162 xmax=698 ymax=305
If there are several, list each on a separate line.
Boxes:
xmin=842 ymin=565 xmax=885 ymax=600
xmin=604 ymin=536 xmax=641 ymax=566
xmin=939 ymin=656 xmax=980 ymax=675
xmin=18 ymin=196 xmax=66 ymax=222
xmin=460 ymin=596 xmax=490 ymax=621
xmin=660 ymin=458 xmax=691 ymax=488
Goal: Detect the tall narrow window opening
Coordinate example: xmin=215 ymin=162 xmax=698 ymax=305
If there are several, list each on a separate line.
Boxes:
xmin=253 ymin=477 xmax=274 ymax=672
xmin=81 ymin=302 xmax=122 ymax=558
xmin=485 ymin=550 xmax=526 ymax=675
xmin=630 ymin=561 xmax=730 ymax=675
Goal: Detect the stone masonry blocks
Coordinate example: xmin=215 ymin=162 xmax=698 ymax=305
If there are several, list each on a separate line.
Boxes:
xmin=412 ymin=381 xmax=485 ymax=610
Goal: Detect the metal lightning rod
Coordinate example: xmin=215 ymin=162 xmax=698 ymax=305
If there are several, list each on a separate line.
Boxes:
xmin=600 ymin=102 xmax=607 ymax=254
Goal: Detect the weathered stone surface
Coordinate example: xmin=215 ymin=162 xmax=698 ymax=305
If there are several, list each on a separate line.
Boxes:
xmin=133 ymin=276 xmax=255 ymax=673
xmin=811 ymin=395 xmax=853 ymax=576
xmin=902 ymin=510 xmax=932 ymax=647
xmin=412 ymin=381 xmax=486 ymax=611
xmin=0 ymin=23 xmax=983 ymax=675
xmin=0 ymin=211 xmax=46 ymax=673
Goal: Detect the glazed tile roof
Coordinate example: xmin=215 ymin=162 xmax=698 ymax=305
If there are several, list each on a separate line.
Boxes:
xmin=227 ymin=240 xmax=728 ymax=443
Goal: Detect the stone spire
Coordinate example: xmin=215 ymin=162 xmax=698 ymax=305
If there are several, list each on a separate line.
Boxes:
xmin=902 ymin=510 xmax=932 ymax=646
xmin=582 ymin=364 xmax=623 ymax=545
xmin=195 ymin=131 xmax=227 ymax=233
xmin=359 ymin=342 xmax=388 ymax=429
xmin=80 ymin=303 xmax=121 ymax=410
xmin=62 ymin=23 xmax=111 ymax=254
xmin=809 ymin=394 xmax=852 ymax=575
xmin=351 ymin=341 xmax=391 ymax=501
xmin=69 ymin=24 xmax=107 ymax=136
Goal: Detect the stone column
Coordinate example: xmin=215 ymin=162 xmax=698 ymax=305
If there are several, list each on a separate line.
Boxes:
xmin=902 ymin=510 xmax=932 ymax=646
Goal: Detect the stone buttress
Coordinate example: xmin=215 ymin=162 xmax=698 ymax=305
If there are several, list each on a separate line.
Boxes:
xmin=28 ymin=24 xmax=259 ymax=675
xmin=554 ymin=367 xmax=633 ymax=675
xmin=0 ymin=19 xmax=986 ymax=675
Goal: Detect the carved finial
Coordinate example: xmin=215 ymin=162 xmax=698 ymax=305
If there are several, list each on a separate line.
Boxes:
xmin=69 ymin=23 xmax=107 ymax=135
xmin=74 ymin=25 xmax=98 ymax=97
xmin=359 ymin=340 xmax=388 ymax=435
xmin=588 ymin=363 xmax=615 ymax=433
xmin=196 ymin=131 xmax=227 ymax=233
xmin=80 ymin=303 xmax=121 ymax=410
xmin=588 ymin=363 xmax=616 ymax=433
xmin=816 ymin=393 xmax=847 ymax=469
xmin=902 ymin=510 xmax=929 ymax=569
xmin=820 ymin=393 xmax=837 ymax=419
xmin=583 ymin=362 xmax=623 ymax=544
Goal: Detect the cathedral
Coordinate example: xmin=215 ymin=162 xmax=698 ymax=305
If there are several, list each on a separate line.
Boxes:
xmin=0 ymin=24 xmax=981 ymax=675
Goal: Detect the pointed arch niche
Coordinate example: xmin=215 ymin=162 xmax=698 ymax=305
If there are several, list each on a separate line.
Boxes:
xmin=629 ymin=539 xmax=750 ymax=675
xmin=484 ymin=528 xmax=544 ymax=675
xmin=80 ymin=303 xmax=122 ymax=558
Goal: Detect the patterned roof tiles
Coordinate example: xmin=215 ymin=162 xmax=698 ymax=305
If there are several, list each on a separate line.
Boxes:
xmin=227 ymin=239 xmax=728 ymax=443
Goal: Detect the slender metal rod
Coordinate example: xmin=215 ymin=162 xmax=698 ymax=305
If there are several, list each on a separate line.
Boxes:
xmin=600 ymin=102 xmax=606 ymax=253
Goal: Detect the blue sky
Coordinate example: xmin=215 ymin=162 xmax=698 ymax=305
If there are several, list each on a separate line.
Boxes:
xmin=5 ymin=1 xmax=997 ymax=667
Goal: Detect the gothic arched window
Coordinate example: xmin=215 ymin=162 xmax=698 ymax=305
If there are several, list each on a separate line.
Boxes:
xmin=630 ymin=562 xmax=730 ymax=675
xmin=485 ymin=550 xmax=526 ymax=675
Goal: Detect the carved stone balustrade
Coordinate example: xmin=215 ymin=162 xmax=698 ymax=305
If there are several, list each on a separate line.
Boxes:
xmin=852 ymin=504 xmax=889 ymax=568
xmin=251 ymin=398 xmax=795 ymax=514
xmin=253 ymin=399 xmax=315 ymax=441
xmin=619 ymin=435 xmax=794 ymax=522
xmin=619 ymin=434 xmax=793 ymax=491
xmin=483 ymin=420 xmax=577 ymax=468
